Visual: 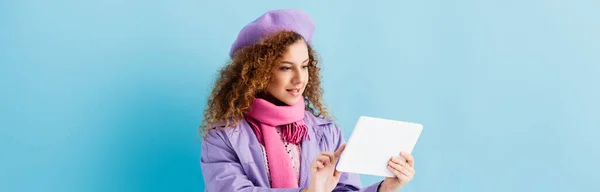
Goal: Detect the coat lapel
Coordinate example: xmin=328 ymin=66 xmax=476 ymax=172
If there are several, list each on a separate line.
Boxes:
xmin=225 ymin=119 xmax=271 ymax=187
xmin=299 ymin=111 xmax=333 ymax=188
xmin=300 ymin=121 xmax=319 ymax=187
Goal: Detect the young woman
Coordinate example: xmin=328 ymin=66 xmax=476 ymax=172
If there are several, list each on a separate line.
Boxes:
xmin=200 ymin=9 xmax=416 ymax=192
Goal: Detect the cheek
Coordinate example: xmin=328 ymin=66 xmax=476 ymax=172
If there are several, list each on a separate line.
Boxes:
xmin=268 ymin=74 xmax=284 ymax=89
xmin=304 ymin=72 xmax=311 ymax=88
xmin=301 ymin=70 xmax=308 ymax=80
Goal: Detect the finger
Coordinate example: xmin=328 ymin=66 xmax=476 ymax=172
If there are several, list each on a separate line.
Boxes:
xmin=316 ymin=155 xmax=330 ymax=166
xmin=400 ymin=160 xmax=416 ymax=175
xmin=387 ymin=164 xmax=408 ymax=180
xmin=399 ymin=161 xmax=415 ymax=175
xmin=321 ymin=152 xmax=335 ymax=165
xmin=334 ymin=144 xmax=346 ymax=158
xmin=390 ymin=157 xmax=407 ymax=167
xmin=400 ymin=152 xmax=415 ymax=167
xmin=393 ymin=168 xmax=411 ymax=183
xmin=310 ymin=161 xmax=318 ymax=172
xmin=388 ymin=160 xmax=411 ymax=178
xmin=317 ymin=161 xmax=325 ymax=169
xmin=312 ymin=162 xmax=326 ymax=172
xmin=316 ymin=156 xmax=328 ymax=167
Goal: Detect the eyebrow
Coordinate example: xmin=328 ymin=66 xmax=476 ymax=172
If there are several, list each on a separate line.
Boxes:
xmin=280 ymin=58 xmax=310 ymax=65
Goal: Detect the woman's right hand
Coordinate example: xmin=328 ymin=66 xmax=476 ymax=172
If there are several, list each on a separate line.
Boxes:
xmin=304 ymin=144 xmax=346 ymax=192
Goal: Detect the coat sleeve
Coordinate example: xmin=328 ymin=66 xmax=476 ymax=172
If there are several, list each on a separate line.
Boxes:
xmin=329 ymin=123 xmax=383 ymax=192
xmin=200 ymin=128 xmax=303 ymax=192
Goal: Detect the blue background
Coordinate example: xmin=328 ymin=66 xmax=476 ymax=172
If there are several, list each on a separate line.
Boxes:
xmin=2 ymin=0 xmax=599 ymax=191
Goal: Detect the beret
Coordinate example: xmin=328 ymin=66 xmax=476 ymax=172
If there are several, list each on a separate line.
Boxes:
xmin=229 ymin=9 xmax=315 ymax=58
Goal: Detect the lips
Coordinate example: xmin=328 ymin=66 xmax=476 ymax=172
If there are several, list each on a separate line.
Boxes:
xmin=286 ymin=88 xmax=302 ymax=97
xmin=286 ymin=88 xmax=300 ymax=93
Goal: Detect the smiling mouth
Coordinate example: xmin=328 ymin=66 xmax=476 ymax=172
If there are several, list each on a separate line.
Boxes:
xmin=286 ymin=89 xmax=300 ymax=93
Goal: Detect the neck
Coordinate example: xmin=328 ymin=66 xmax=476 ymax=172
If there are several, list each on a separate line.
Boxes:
xmin=258 ymin=92 xmax=289 ymax=106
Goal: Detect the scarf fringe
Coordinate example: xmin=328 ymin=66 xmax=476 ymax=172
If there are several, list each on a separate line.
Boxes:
xmin=248 ymin=116 xmax=309 ymax=145
xmin=281 ymin=121 xmax=309 ymax=145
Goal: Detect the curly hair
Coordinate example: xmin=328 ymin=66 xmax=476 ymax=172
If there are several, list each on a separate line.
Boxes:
xmin=199 ymin=31 xmax=330 ymax=134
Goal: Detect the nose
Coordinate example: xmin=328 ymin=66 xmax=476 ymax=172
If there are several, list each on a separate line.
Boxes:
xmin=291 ymin=68 xmax=306 ymax=85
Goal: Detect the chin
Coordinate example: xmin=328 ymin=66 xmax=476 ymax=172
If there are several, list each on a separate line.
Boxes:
xmin=282 ymin=97 xmax=301 ymax=105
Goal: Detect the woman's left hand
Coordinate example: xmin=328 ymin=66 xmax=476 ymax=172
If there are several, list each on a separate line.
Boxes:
xmin=379 ymin=152 xmax=416 ymax=192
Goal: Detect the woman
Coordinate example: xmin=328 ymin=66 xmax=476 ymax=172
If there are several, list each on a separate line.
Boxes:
xmin=200 ymin=9 xmax=416 ymax=192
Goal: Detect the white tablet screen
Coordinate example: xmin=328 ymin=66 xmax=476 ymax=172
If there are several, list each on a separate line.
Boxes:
xmin=336 ymin=116 xmax=423 ymax=177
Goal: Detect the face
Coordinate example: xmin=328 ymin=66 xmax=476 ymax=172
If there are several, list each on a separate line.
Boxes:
xmin=265 ymin=40 xmax=310 ymax=106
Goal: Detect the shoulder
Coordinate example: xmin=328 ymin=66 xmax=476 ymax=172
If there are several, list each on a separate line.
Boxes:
xmin=303 ymin=110 xmax=334 ymax=126
xmin=202 ymin=118 xmax=250 ymax=143
xmin=303 ymin=111 xmax=343 ymax=142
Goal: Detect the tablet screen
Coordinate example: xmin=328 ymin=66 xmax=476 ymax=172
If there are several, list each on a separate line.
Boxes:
xmin=336 ymin=116 xmax=423 ymax=177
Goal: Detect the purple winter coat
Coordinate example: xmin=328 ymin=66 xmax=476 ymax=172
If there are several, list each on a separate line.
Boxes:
xmin=200 ymin=111 xmax=381 ymax=192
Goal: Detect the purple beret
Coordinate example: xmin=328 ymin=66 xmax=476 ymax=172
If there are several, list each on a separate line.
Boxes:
xmin=229 ymin=9 xmax=316 ymax=58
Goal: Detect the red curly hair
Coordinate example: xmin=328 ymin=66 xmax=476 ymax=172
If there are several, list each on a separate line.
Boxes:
xmin=199 ymin=31 xmax=331 ymax=134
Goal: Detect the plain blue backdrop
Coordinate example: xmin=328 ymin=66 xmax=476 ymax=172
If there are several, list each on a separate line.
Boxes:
xmin=1 ymin=0 xmax=599 ymax=191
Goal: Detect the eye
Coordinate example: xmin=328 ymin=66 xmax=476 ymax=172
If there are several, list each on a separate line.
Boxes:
xmin=280 ymin=67 xmax=292 ymax=71
xmin=302 ymin=65 xmax=309 ymax=69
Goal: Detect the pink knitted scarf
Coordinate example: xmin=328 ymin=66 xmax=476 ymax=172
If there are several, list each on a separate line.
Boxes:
xmin=245 ymin=98 xmax=309 ymax=188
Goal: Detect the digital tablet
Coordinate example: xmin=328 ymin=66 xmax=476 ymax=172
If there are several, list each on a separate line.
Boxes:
xmin=336 ymin=116 xmax=423 ymax=177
